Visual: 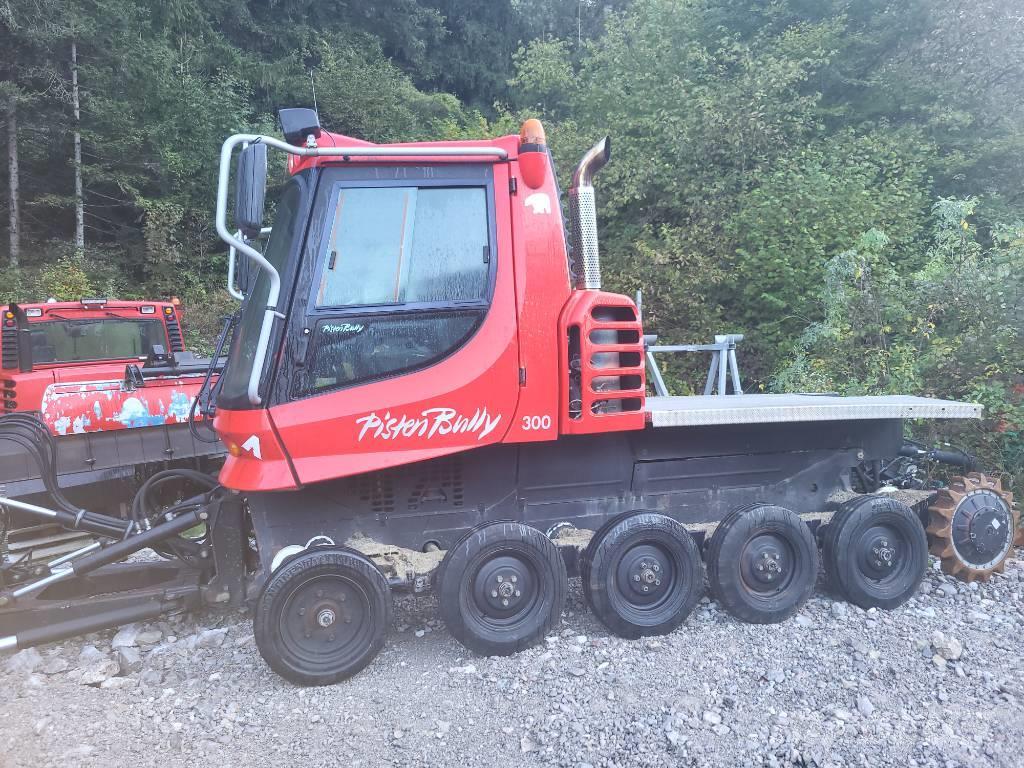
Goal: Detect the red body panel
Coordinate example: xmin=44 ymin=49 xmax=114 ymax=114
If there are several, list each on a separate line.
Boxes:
xmin=214 ymin=408 xmax=298 ymax=490
xmin=503 ymin=148 xmax=572 ymax=444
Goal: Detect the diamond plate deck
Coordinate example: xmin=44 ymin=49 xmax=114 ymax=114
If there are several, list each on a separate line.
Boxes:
xmin=645 ymin=394 xmax=982 ymax=428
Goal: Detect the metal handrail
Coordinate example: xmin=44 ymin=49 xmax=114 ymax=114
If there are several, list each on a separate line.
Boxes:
xmin=215 ymin=132 xmax=509 ymax=405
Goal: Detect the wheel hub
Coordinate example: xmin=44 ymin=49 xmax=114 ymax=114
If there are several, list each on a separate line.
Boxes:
xmin=616 ymin=545 xmax=670 ymax=604
xmin=963 ymin=507 xmax=1007 ymax=557
xmin=740 ymin=534 xmax=792 ymax=593
xmin=950 ymin=490 xmax=1012 ymax=567
xmin=278 ymin=572 xmax=368 ymax=664
xmin=869 ymin=537 xmax=896 ymax=570
xmin=856 ymin=523 xmax=907 ymax=581
xmin=473 ymin=556 xmax=533 ymax=618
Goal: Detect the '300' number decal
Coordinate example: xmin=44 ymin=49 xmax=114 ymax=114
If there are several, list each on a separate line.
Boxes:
xmin=521 ymin=415 xmax=552 ymax=431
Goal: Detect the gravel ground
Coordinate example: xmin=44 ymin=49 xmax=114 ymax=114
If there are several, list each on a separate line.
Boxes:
xmin=3 ymin=553 xmax=1023 ymax=768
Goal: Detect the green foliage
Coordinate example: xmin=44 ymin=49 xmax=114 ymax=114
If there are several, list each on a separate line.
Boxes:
xmin=726 ymin=129 xmax=933 ymax=369
xmin=37 ymin=256 xmax=95 ymax=300
xmin=775 ymin=200 xmax=1024 ymax=491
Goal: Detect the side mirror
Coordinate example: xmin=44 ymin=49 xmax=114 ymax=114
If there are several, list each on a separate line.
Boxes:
xmin=235 ymin=142 xmax=267 ymax=239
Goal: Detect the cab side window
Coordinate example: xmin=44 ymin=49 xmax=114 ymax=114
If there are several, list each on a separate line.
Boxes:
xmin=295 ymin=185 xmax=491 ymax=397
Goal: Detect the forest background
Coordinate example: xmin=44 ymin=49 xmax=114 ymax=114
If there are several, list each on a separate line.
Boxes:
xmin=1 ymin=0 xmax=1021 ymax=486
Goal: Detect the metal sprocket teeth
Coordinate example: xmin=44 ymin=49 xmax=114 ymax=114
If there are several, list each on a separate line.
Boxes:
xmin=926 ymin=473 xmax=1018 ymax=583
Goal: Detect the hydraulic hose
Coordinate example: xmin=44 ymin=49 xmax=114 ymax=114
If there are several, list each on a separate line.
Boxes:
xmin=0 ymin=415 xmax=133 ymax=539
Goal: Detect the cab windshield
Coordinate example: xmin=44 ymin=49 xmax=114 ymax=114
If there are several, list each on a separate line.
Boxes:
xmin=219 ymin=180 xmax=303 ymax=406
xmin=28 ymin=318 xmax=168 ymax=363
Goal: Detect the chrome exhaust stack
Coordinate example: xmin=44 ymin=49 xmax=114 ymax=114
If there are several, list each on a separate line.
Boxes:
xmin=568 ymin=137 xmax=611 ymax=290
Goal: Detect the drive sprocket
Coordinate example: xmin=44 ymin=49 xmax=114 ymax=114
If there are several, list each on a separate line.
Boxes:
xmin=926 ymin=473 xmax=1018 ymax=582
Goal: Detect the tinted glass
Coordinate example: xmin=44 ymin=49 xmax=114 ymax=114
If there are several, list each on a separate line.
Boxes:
xmin=29 ymin=319 xmax=167 ymax=363
xmin=316 ymin=187 xmax=488 ymax=308
xmin=295 ymin=312 xmax=481 ymax=395
xmin=220 ymin=181 xmax=303 ymax=403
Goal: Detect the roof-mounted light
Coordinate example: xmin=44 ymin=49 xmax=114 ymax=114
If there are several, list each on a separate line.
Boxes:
xmin=81 ymin=298 xmax=107 ymax=308
xmin=140 ymin=305 xmax=156 ymax=314
xmin=518 ymin=118 xmax=549 ymax=190
xmin=279 ymin=108 xmax=322 ymax=147
xmin=25 ymin=308 xmax=42 ymax=317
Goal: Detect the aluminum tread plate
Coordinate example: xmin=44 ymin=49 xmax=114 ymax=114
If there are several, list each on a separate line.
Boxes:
xmin=645 ymin=394 xmax=982 ymax=427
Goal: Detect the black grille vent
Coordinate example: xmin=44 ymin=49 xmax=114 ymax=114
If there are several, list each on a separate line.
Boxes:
xmin=1 ymin=326 xmax=17 ymax=370
xmin=407 ymin=456 xmax=464 ymax=511
xmin=357 ymin=474 xmax=395 ymax=514
xmin=164 ymin=313 xmax=185 ymax=353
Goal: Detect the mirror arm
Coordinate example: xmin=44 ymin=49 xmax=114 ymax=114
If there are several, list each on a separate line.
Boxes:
xmin=227 ymin=227 xmax=272 ymax=302
xmin=226 ymin=232 xmax=244 ymax=301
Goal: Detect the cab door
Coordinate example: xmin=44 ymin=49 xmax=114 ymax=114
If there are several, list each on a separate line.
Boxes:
xmin=268 ymin=162 xmax=520 ymax=484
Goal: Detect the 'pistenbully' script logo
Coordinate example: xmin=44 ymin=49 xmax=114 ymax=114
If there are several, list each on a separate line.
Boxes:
xmin=356 ymin=407 xmax=502 ymax=442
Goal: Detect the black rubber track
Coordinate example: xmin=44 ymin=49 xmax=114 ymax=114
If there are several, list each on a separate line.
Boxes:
xmin=583 ymin=511 xmax=704 ymax=639
xmin=706 ymin=504 xmax=818 ymax=624
xmin=439 ymin=521 xmax=567 ymax=656
xmin=254 ymin=547 xmax=392 ymax=686
xmin=822 ymin=495 xmax=927 ymax=610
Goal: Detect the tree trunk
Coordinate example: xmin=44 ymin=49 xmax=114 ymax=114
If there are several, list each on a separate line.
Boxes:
xmin=71 ymin=39 xmax=84 ymax=258
xmin=7 ymin=98 xmax=19 ymax=268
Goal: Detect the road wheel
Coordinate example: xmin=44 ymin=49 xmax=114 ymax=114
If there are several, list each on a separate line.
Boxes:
xmin=582 ymin=511 xmax=703 ymax=638
xmin=579 ymin=512 xmax=637 ymax=609
xmin=706 ymin=504 xmax=817 ymax=624
xmin=927 ymin=473 xmax=1018 ymax=582
xmin=823 ymin=495 xmax=927 ymax=609
xmin=439 ymin=521 xmax=566 ymax=656
xmin=254 ymin=547 xmax=391 ymax=686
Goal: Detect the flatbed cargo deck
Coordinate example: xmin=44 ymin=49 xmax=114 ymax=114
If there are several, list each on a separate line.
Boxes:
xmin=645 ymin=394 xmax=982 ymax=427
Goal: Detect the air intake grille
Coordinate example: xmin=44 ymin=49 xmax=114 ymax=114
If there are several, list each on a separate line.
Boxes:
xmin=407 ymin=456 xmax=464 ymax=511
xmin=1 ymin=326 xmax=18 ymax=370
xmin=164 ymin=313 xmax=185 ymax=353
xmin=357 ymin=474 xmax=395 ymax=515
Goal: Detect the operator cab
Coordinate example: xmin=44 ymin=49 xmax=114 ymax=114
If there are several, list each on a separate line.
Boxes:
xmin=213 ymin=110 xmax=644 ymax=491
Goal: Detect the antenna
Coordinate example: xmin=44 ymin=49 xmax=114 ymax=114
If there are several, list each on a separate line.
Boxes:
xmin=309 ymin=69 xmax=318 ymax=114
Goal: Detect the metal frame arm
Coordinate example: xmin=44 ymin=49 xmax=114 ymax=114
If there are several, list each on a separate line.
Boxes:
xmin=227 ymin=227 xmax=272 ymax=301
xmin=645 ymin=334 xmax=745 ymax=396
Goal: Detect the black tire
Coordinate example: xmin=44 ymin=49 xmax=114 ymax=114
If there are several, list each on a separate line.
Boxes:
xmin=706 ymin=504 xmax=818 ymax=624
xmin=580 ymin=512 xmax=638 ymax=609
xmin=254 ymin=547 xmax=391 ymax=686
xmin=823 ymin=495 xmax=927 ymax=610
xmin=583 ymin=511 xmax=704 ymax=638
xmin=439 ymin=521 xmax=567 ymax=656
xmin=434 ymin=519 xmax=499 ymax=594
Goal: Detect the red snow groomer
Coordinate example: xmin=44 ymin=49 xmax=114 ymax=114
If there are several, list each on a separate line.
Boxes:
xmin=0 ymin=298 xmax=225 ymax=561
xmin=0 ymin=111 xmax=1017 ymax=685
xmin=1 ymin=298 xmax=188 ymax=423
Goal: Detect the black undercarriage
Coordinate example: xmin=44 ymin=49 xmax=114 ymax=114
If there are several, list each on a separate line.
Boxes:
xmin=2 ymin=416 xmax=918 ymax=679
xmin=248 ymin=419 xmax=904 ymax=573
